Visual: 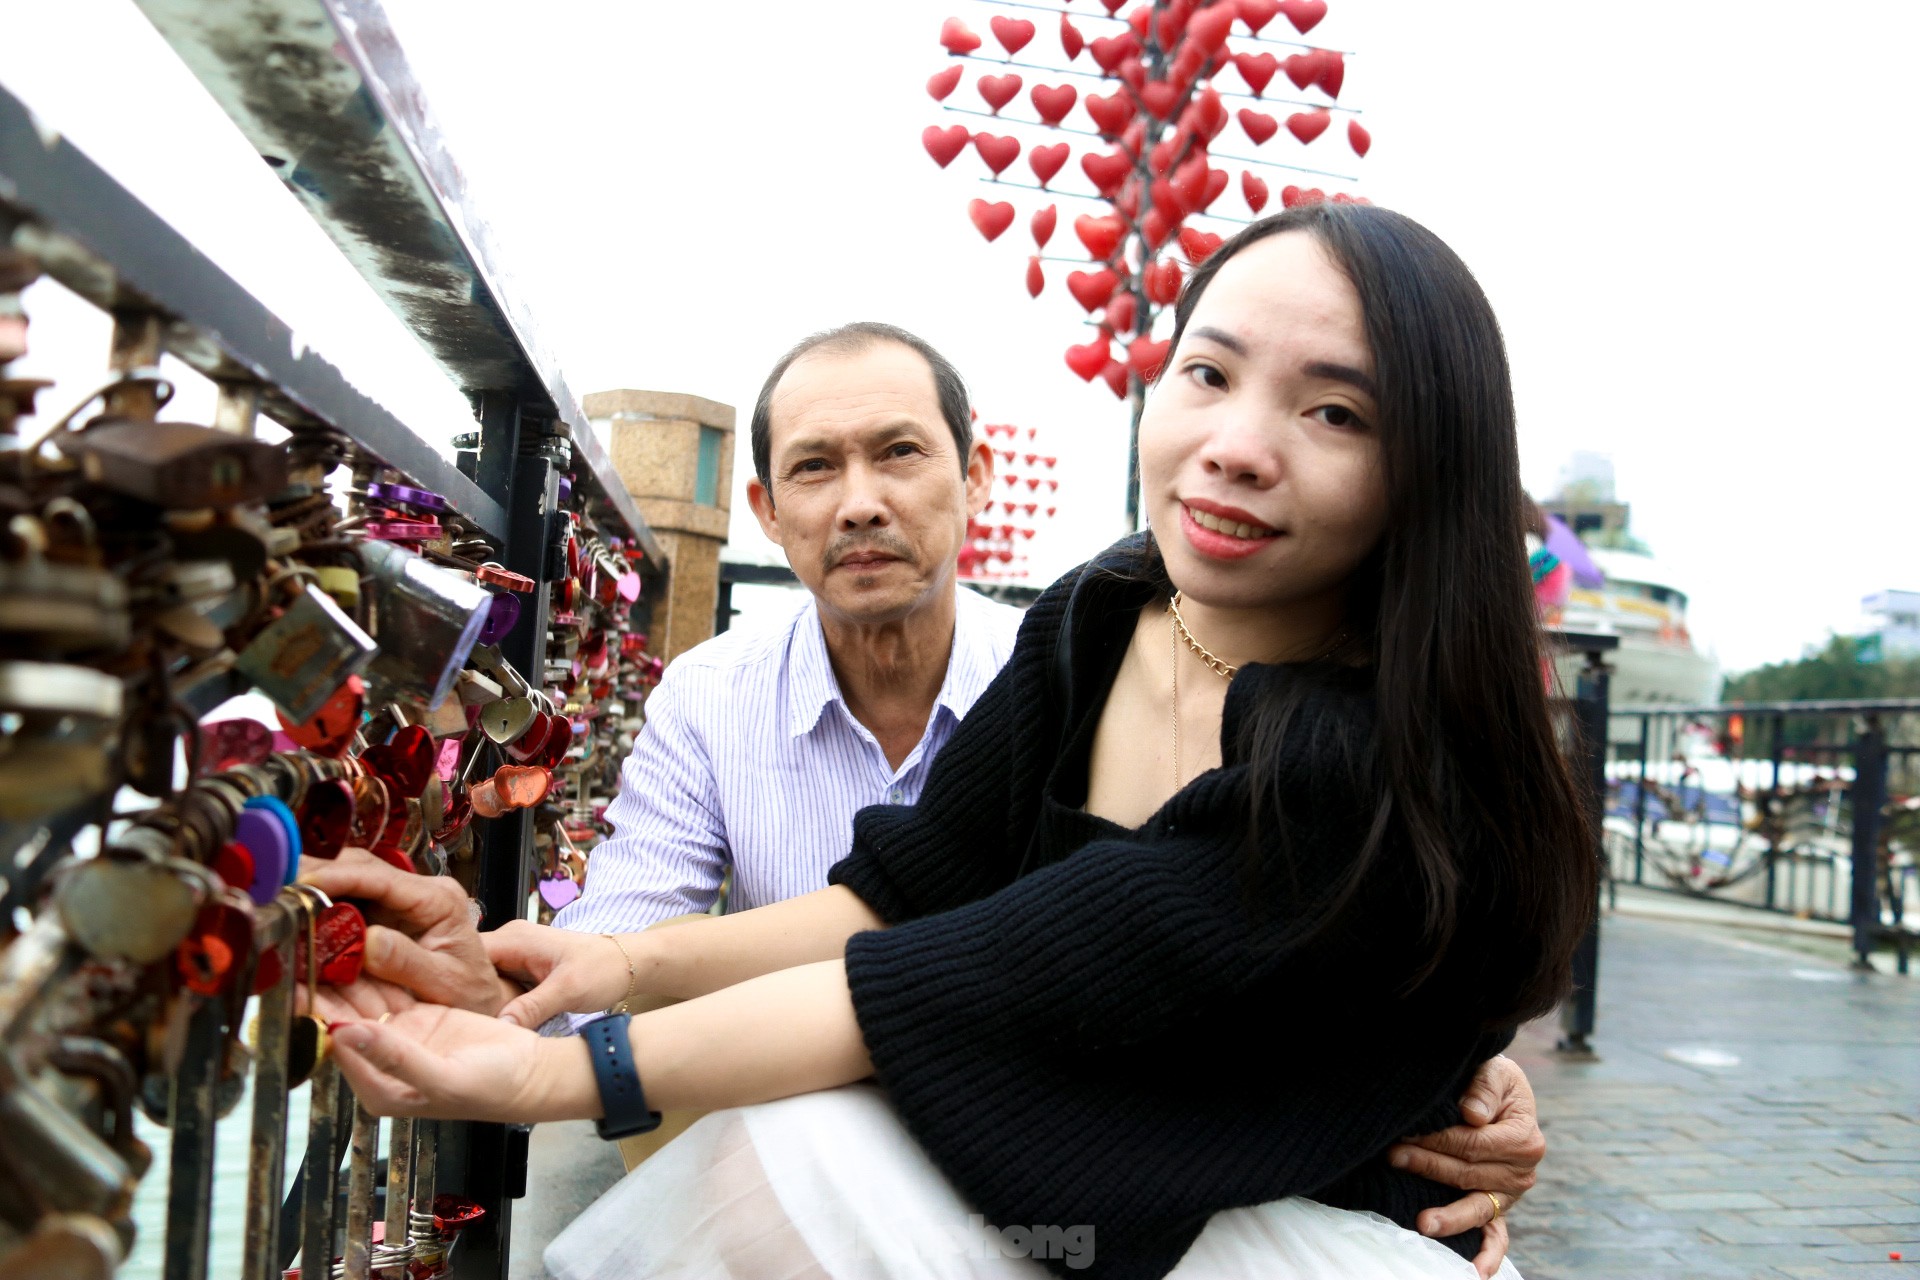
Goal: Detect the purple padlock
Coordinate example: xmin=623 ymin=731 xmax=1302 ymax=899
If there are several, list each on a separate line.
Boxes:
xmin=557 ymin=476 xmax=573 ymax=505
xmin=476 ymin=590 xmax=522 ymax=646
xmin=537 ymin=871 xmax=581 ymax=911
xmin=366 ymin=481 xmax=453 ymax=514
xmin=236 ymin=807 xmax=291 ymax=906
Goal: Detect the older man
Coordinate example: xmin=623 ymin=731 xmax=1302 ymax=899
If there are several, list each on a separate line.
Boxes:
xmin=552 ymin=322 xmax=1020 ymax=935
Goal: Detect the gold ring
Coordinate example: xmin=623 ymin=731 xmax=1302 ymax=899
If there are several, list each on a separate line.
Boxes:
xmin=377 ymin=1012 xmax=393 ymax=1025
xmin=1484 ymin=1191 xmax=1503 ymax=1220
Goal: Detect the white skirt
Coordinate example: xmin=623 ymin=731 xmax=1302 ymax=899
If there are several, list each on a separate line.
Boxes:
xmin=545 ymin=1084 xmax=1521 ymax=1280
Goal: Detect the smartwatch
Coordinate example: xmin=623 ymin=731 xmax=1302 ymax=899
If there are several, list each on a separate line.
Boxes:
xmin=580 ymin=1013 xmax=662 ymax=1140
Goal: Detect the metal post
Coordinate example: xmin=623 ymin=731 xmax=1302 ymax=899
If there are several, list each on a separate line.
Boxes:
xmin=1632 ymin=713 xmax=1649 ymax=884
xmin=1765 ymin=713 xmax=1785 ymax=910
xmin=161 ymin=998 xmax=222 ymax=1280
xmin=1849 ymin=716 xmax=1889 ymax=969
xmin=1558 ymin=647 xmax=1611 ymax=1055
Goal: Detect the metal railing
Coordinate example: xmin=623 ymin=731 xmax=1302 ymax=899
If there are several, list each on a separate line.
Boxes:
xmin=1603 ymin=699 xmax=1920 ymax=973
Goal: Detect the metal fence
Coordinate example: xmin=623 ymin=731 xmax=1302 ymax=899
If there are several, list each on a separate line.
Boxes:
xmin=1602 ymin=699 xmax=1920 ymax=974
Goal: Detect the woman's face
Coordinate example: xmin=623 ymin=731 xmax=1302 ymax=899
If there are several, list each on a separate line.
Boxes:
xmin=1138 ymin=230 xmax=1390 ymax=614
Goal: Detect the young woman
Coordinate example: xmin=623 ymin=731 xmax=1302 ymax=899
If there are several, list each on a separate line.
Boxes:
xmin=320 ymin=203 xmax=1594 ymax=1279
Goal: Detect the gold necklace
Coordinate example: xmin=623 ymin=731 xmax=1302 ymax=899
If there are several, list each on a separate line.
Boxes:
xmin=1167 ymin=591 xmax=1236 ymax=790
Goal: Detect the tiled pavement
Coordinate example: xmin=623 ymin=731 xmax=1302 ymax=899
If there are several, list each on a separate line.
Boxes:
xmin=1507 ymin=911 xmax=1920 ymax=1279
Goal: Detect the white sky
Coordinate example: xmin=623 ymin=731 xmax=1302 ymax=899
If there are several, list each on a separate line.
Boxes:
xmin=3 ymin=0 xmax=1915 ymax=672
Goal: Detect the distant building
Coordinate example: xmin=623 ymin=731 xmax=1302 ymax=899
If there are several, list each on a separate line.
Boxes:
xmin=1859 ymin=590 xmax=1920 ymax=662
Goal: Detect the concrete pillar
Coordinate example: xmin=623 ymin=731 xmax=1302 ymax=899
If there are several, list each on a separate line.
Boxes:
xmin=589 ymin=389 xmax=735 ymax=665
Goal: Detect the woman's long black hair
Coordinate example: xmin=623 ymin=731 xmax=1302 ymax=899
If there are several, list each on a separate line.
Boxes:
xmin=1160 ymin=202 xmax=1596 ymax=1026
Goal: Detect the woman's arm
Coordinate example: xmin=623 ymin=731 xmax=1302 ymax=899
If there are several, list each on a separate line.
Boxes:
xmin=328 ymin=956 xmax=873 ymax=1123
xmin=487 ymin=883 xmax=885 ymax=1028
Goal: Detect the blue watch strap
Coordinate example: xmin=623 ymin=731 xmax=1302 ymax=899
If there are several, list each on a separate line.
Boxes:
xmin=581 ymin=1013 xmax=661 ymax=1140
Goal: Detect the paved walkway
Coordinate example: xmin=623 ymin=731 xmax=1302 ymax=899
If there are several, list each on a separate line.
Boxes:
xmin=1507 ymin=908 xmax=1920 ymax=1278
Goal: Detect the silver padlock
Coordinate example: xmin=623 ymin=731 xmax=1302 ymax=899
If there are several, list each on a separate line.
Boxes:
xmin=359 ymin=539 xmax=491 ymax=711
xmin=234 ymin=584 xmax=377 ymax=723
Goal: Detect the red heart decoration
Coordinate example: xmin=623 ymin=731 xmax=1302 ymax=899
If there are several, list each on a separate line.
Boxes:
xmin=1085 ymin=92 xmax=1134 ymax=136
xmin=1116 ymin=176 xmax=1142 ymax=218
xmin=927 ymin=66 xmax=962 ymax=101
xmin=968 ymin=198 xmax=1015 ymax=240
xmin=1236 ymin=0 xmax=1281 ymax=34
xmin=1065 ymin=340 xmax=1112 ymax=382
xmin=1067 ymin=269 xmax=1119 ymax=312
xmin=1105 ymin=293 xmax=1139 ymax=334
xmin=1128 ymin=336 xmax=1172 ymax=380
xmin=1140 ymin=81 xmax=1180 ymax=121
xmin=1031 ymin=204 xmax=1058 ymax=247
xmin=1143 ymin=258 xmax=1184 ymax=304
xmin=1233 ymin=51 xmax=1279 ymax=96
xmin=1060 ymin=14 xmax=1085 ymax=59
xmin=1171 ymin=156 xmax=1211 ymax=211
xmin=1047 ymin=507 xmax=1058 ymax=518
xmin=978 ymin=73 xmax=1023 ymax=113
xmin=1200 ymin=168 xmax=1230 ymax=211
xmin=1088 ymin=33 xmax=1137 ymax=73
xmin=1026 ymin=256 xmax=1045 ymax=297
xmin=1277 ymin=0 xmax=1327 ymax=33
xmin=1187 ymin=3 xmax=1236 ymax=51
xmin=1030 ymin=83 xmax=1078 ymax=125
xmin=1179 ymin=227 xmax=1224 ymax=263
xmin=1187 ymin=87 xmax=1229 ymax=141
xmin=1141 ymin=205 xmax=1178 ymax=249
xmin=1348 ymin=119 xmax=1371 ymax=157
xmin=1157 ymin=0 xmax=1191 ymax=46
xmin=990 ymin=15 xmax=1035 ymax=55
xmin=1151 ymin=175 xmax=1185 ymax=218
xmin=1100 ymin=360 xmax=1132 ymax=399
xmin=923 ymin=125 xmax=970 ymax=168
xmin=973 ymin=132 xmax=1021 ymax=173
xmin=1281 ymin=184 xmax=1326 ymax=207
xmin=1127 ymin=8 xmax=1151 ymax=41
xmin=1118 ymin=56 xmax=1148 ymax=93
xmin=1023 ymin=502 xmax=1040 ymax=516
xmin=1284 ymin=50 xmax=1325 ymax=91
xmin=1028 ymin=141 xmax=1070 ymax=185
xmin=939 ymin=17 xmax=982 ymax=55
xmin=1242 ymin=171 xmax=1270 ymax=212
xmin=1080 ymin=150 xmax=1132 ymax=196
xmin=1099 ymin=0 xmax=1126 ymax=12
xmin=1317 ymin=52 xmax=1345 ymax=98
xmin=1120 ymin=119 xmax=1147 ymax=157
xmin=1149 ymin=135 xmax=1184 ymax=177
xmin=1074 ymin=213 xmax=1125 ymax=259
xmin=1287 ymin=110 xmax=1331 ymax=143
xmin=1238 ymin=109 xmax=1279 ymax=145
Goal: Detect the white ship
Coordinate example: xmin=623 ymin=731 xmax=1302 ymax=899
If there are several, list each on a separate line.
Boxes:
xmin=1543 ymin=457 xmax=1722 ymax=710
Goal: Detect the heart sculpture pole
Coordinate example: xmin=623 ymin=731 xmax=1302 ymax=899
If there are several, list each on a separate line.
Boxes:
xmin=922 ymin=0 xmax=1371 ymax=529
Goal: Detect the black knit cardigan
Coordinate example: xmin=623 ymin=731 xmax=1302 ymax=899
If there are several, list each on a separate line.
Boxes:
xmin=827 ymin=538 xmax=1515 ymax=1279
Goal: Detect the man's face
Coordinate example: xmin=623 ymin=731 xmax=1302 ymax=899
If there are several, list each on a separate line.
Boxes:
xmin=747 ymin=341 xmax=993 ymax=626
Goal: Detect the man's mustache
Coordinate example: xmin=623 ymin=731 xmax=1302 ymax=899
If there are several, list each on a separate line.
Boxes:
xmin=823 ymin=531 xmax=916 ymax=574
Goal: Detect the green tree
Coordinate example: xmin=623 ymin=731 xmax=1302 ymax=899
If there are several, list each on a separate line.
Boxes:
xmin=1723 ymin=634 xmax=1920 ymax=703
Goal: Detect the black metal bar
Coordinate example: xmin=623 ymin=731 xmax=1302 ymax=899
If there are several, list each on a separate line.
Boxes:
xmin=130 ymin=0 xmax=662 ymax=566
xmin=1849 ymin=718 xmax=1889 ymax=968
xmin=1632 ymin=714 xmax=1649 ymax=885
xmin=1765 ymin=713 xmax=1785 ymax=910
xmin=300 ymin=1063 xmax=346 ymax=1278
xmin=161 ymin=998 xmax=224 ymax=1280
xmin=244 ymin=935 xmax=295 ymax=1280
xmin=1558 ymin=648 xmax=1611 ymax=1056
xmin=0 ymin=80 xmax=507 ymax=542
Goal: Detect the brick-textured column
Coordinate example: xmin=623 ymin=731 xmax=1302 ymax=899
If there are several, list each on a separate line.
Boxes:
xmin=589 ymin=389 xmax=735 ymax=664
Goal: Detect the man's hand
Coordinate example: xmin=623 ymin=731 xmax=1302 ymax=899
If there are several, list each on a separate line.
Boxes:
xmin=298 ymin=849 xmax=520 ymax=1016
xmin=1388 ymin=1055 xmax=1544 ymax=1279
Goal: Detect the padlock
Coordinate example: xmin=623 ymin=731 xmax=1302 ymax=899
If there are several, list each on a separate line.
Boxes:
xmin=53 ymin=853 xmax=210 ymax=964
xmin=0 ymin=660 xmax=123 ymax=718
xmin=0 ymin=735 xmax=114 ymax=823
xmin=314 ymin=564 xmax=361 ymax=612
xmin=477 ymin=697 xmax=538 ymax=746
xmin=362 ymin=725 xmax=436 ymax=800
xmin=0 ymin=1213 xmax=123 ymax=1280
xmin=235 ymin=584 xmax=377 ymax=723
xmin=0 ymin=1063 xmax=135 ymax=1227
xmin=469 ymin=765 xmax=550 ymax=819
xmin=0 ymin=557 xmax=130 ymax=652
xmin=277 ymin=673 xmax=365 ymax=757
xmin=475 ymin=590 xmax=521 ymax=646
xmin=359 ymin=539 xmax=491 ymax=711
xmin=365 ymin=481 xmax=452 ymax=514
xmin=56 ymin=418 xmax=288 ymax=508
xmin=297 ymin=779 xmax=355 ymax=860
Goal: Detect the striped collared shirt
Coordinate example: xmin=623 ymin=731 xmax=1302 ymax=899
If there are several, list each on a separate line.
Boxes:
xmin=551 ymin=585 xmax=1023 ymax=937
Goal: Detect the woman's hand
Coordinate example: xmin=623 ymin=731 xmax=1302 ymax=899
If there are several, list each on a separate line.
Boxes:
xmin=327 ymin=1004 xmax=597 ymax=1124
xmin=298 ymin=850 xmax=521 ymax=1016
xmin=484 ymin=920 xmax=635 ymax=1028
